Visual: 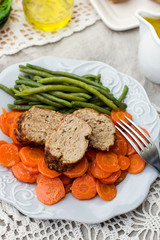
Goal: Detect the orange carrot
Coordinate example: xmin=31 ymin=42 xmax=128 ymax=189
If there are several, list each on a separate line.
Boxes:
xmin=9 ymin=112 xmax=22 ymax=145
xmin=19 ymin=147 xmax=44 ymax=167
xmin=36 ymin=176 xmax=65 ymax=205
xmin=85 ymin=148 xmax=98 ymax=161
xmin=0 ymin=143 xmax=20 ymax=167
xmin=100 ymin=170 xmax=121 ymax=184
xmin=12 ymin=162 xmax=38 ymax=183
xmin=96 ymin=151 xmax=120 ymax=173
xmin=90 ymin=159 xmax=112 ymax=179
xmin=127 ymin=154 xmax=145 ymax=174
xmin=59 ymin=174 xmax=72 ymax=185
xmin=38 ymin=158 xmax=61 ymax=178
xmin=111 ymin=109 xmax=132 ymax=125
xmin=12 ymin=143 xmax=22 ymax=151
xmin=127 ymin=126 xmax=150 ymax=156
xmin=64 ymin=156 xmax=89 ymax=178
xmin=21 ymin=162 xmax=39 ymax=174
xmin=71 ymin=174 xmax=97 ymax=200
xmin=118 ymin=155 xmax=130 ymax=170
xmin=0 ymin=140 xmax=8 ymax=146
xmin=96 ymin=180 xmax=117 ymax=201
xmin=0 ymin=110 xmax=22 ymax=137
xmin=115 ymin=170 xmax=127 ymax=185
xmin=65 ymin=183 xmax=72 ymax=194
xmin=36 ymin=173 xmax=44 ymax=184
xmin=111 ymin=130 xmax=128 ymax=156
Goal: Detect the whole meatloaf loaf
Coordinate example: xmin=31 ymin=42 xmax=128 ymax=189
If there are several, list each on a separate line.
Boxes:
xmin=15 ymin=107 xmax=64 ymax=146
xmin=73 ymin=108 xmax=116 ymax=151
xmin=45 ymin=114 xmax=92 ymax=172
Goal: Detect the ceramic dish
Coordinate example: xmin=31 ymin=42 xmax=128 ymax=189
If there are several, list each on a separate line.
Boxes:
xmin=89 ymin=0 xmax=160 ymax=31
xmin=0 ymin=56 xmax=159 ymax=224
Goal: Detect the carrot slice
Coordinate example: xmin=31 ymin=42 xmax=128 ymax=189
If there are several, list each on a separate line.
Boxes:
xmin=38 ymin=158 xmax=61 ymax=178
xmin=19 ymin=147 xmax=44 ymax=167
xmin=118 ymin=155 xmax=130 ymax=170
xmin=96 ymin=180 xmax=117 ymax=201
xmin=59 ymin=174 xmax=72 ymax=185
xmin=36 ymin=176 xmax=65 ymax=205
xmin=115 ymin=170 xmax=127 ymax=185
xmin=65 ymin=183 xmax=72 ymax=194
xmin=100 ymin=170 xmax=121 ymax=184
xmin=0 ymin=140 xmax=8 ymax=146
xmin=71 ymin=174 xmax=97 ymax=200
xmin=12 ymin=143 xmax=22 ymax=151
xmin=21 ymin=162 xmax=39 ymax=174
xmin=90 ymin=159 xmax=112 ymax=179
xmin=96 ymin=151 xmax=120 ymax=172
xmin=127 ymin=126 xmax=150 ymax=156
xmin=0 ymin=143 xmax=20 ymax=167
xmin=12 ymin=162 xmax=38 ymax=183
xmin=85 ymin=148 xmax=98 ymax=161
xmin=0 ymin=111 xmax=22 ymax=137
xmin=64 ymin=157 xmax=89 ymax=178
xmin=111 ymin=130 xmax=128 ymax=156
xmin=111 ymin=109 xmax=132 ymax=125
xmin=9 ymin=112 xmax=22 ymax=145
xmin=36 ymin=173 xmax=44 ymax=184
xmin=127 ymin=154 xmax=145 ymax=174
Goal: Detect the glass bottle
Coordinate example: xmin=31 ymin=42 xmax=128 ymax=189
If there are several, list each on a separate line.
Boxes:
xmin=22 ymin=0 xmax=74 ymax=32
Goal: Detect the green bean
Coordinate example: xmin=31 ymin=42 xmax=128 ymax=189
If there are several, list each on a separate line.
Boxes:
xmin=7 ymin=104 xmax=31 ymax=110
xmin=15 ymin=85 xmax=89 ymax=96
xmin=15 ymin=79 xmax=42 ymax=87
xmin=58 ymin=108 xmax=76 ymax=114
xmin=11 ymin=88 xmax=38 ymax=101
xmin=18 ymin=74 xmax=31 ymax=80
xmin=49 ymin=91 xmax=87 ymax=102
xmin=118 ymin=85 xmax=128 ymax=102
xmin=41 ymin=93 xmax=72 ymax=108
xmin=0 ymin=84 xmax=18 ymax=99
xmin=70 ymin=93 xmax=92 ymax=100
xmin=28 ymin=101 xmax=42 ymax=106
xmin=19 ymin=65 xmax=53 ymax=78
xmin=14 ymin=84 xmax=21 ymax=90
xmin=24 ymin=64 xmax=110 ymax=92
xmin=91 ymin=85 xmax=127 ymax=110
xmin=34 ymin=105 xmax=57 ymax=110
xmin=72 ymin=101 xmax=111 ymax=115
xmin=39 ymin=77 xmax=118 ymax=110
xmin=14 ymin=99 xmax=28 ymax=105
xmin=20 ymin=85 xmax=64 ymax=108
xmin=32 ymin=76 xmax=42 ymax=81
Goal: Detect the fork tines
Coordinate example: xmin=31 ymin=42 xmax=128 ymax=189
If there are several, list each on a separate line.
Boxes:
xmin=115 ymin=116 xmax=152 ymax=155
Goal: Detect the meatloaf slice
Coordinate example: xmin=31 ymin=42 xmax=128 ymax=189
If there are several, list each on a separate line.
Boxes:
xmin=15 ymin=106 xmax=64 ymax=146
xmin=73 ymin=108 xmax=116 ymax=151
xmin=45 ymin=114 xmax=92 ymax=172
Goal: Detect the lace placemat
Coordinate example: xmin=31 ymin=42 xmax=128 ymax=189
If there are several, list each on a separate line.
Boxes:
xmin=0 ymin=106 xmax=159 ymax=240
xmin=0 ymin=0 xmax=100 ymax=58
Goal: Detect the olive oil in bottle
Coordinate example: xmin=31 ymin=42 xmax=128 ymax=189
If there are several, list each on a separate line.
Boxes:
xmin=22 ymin=0 xmax=74 ymax=32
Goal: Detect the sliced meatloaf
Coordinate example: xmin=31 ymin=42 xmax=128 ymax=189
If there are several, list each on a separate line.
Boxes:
xmin=15 ymin=106 xmax=64 ymax=146
xmin=73 ymin=108 xmax=116 ymax=151
xmin=45 ymin=114 xmax=92 ymax=172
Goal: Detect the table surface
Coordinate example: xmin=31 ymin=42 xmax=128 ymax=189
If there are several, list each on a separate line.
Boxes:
xmin=0 ymin=19 xmax=160 ymax=239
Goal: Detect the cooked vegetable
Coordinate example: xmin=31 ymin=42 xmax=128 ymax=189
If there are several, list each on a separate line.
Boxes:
xmin=64 ymin=157 xmax=88 ymax=178
xmin=96 ymin=181 xmax=117 ymax=201
xmin=96 ymin=151 xmax=120 ymax=173
xmin=38 ymin=158 xmax=61 ymax=178
xmin=100 ymin=170 xmax=121 ymax=184
xmin=19 ymin=146 xmax=44 ymax=167
xmin=127 ymin=154 xmax=146 ymax=174
xmin=0 ymin=143 xmax=20 ymax=167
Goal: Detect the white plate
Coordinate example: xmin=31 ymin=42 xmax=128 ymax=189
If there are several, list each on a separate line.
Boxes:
xmin=89 ymin=0 xmax=160 ymax=31
xmin=0 ymin=56 xmax=159 ymax=224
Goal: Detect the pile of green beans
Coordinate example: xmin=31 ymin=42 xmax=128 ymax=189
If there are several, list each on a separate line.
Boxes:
xmin=0 ymin=64 xmax=128 ymax=115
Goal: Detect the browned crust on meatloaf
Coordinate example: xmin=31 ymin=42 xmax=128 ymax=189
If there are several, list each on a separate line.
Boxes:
xmin=44 ymin=114 xmax=92 ymax=172
xmin=14 ymin=106 xmax=64 ymax=146
xmin=73 ymin=108 xmax=116 ymax=151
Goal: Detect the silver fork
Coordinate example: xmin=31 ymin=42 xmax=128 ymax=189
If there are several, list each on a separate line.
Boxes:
xmin=115 ymin=116 xmax=160 ymax=172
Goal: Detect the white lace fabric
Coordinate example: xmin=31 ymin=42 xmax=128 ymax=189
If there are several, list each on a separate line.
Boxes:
xmin=0 ymin=0 xmax=100 ymax=57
